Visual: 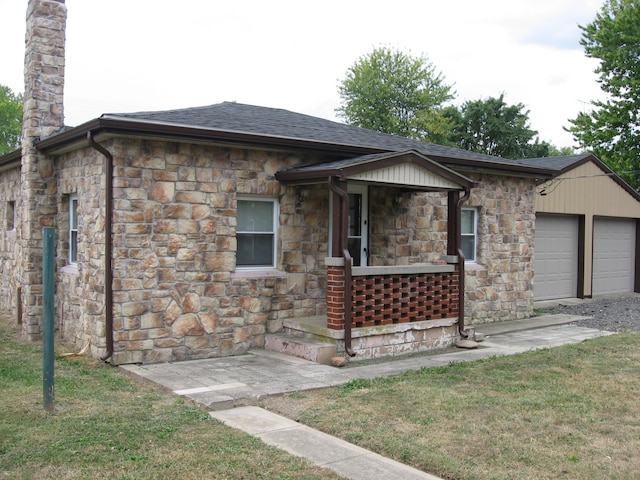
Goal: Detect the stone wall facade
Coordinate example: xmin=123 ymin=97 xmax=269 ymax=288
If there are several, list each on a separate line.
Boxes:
xmin=108 ymin=140 xmax=333 ymax=364
xmin=369 ymin=186 xmax=449 ymax=266
xmin=55 ymin=145 xmax=107 ymax=355
xmin=464 ymin=173 xmax=536 ymax=323
xmin=0 ymin=166 xmax=21 ymax=313
xmin=367 ymin=174 xmax=536 ymax=323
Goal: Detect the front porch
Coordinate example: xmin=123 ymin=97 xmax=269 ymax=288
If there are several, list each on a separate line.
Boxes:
xmin=266 ymin=260 xmax=463 ymax=363
xmin=273 ymin=150 xmax=474 ymax=363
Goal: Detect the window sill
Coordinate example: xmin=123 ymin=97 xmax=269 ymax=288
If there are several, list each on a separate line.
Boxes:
xmin=232 ymin=269 xmax=287 ymax=279
xmin=464 ymin=262 xmax=485 ymax=271
xmin=61 ymin=264 xmax=79 ymax=275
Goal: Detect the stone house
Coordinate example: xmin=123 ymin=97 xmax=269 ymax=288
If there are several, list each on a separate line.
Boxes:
xmin=6 ymin=0 xmax=633 ymax=366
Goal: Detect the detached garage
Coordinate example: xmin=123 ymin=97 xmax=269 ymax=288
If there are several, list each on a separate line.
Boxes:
xmin=528 ymin=154 xmax=640 ymax=300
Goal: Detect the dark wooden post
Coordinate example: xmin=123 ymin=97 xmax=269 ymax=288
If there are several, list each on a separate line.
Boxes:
xmin=447 ymin=191 xmax=461 ymax=256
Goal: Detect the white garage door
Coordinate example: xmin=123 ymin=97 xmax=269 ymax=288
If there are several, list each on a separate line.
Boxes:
xmin=593 ymin=218 xmax=636 ymax=295
xmin=535 ymin=215 xmax=579 ymax=300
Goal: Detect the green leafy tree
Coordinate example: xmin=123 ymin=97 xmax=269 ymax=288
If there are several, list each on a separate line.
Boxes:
xmin=336 ymin=47 xmax=455 ymax=143
xmin=0 ymin=85 xmax=23 ymax=156
xmin=447 ymin=94 xmax=551 ymax=159
xmin=548 ymin=145 xmax=577 ymax=157
xmin=567 ymin=0 xmax=640 ymax=189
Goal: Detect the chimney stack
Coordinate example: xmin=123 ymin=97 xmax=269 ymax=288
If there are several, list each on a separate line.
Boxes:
xmin=19 ymin=0 xmax=67 ymax=339
xmin=22 ymin=0 xmax=67 ymax=146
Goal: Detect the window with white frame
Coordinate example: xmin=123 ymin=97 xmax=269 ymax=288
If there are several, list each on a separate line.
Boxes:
xmin=69 ymin=195 xmax=78 ymax=264
xmin=236 ymin=197 xmax=278 ymax=268
xmin=6 ymin=201 xmax=15 ymax=231
xmin=461 ymin=207 xmax=477 ymax=262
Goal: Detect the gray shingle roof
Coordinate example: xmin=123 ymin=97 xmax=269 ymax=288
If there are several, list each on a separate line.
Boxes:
xmin=511 ymin=154 xmax=591 ymax=171
xmin=108 ymin=102 xmax=541 ymax=169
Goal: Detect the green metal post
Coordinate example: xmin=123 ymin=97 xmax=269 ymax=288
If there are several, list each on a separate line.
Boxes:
xmin=43 ymin=227 xmax=55 ymax=412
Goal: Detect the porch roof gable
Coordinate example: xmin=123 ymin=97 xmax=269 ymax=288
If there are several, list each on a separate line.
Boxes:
xmin=276 ymin=150 xmax=474 ymax=191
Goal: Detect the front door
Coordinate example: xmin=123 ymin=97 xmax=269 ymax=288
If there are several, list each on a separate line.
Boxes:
xmin=348 ymin=184 xmax=368 ymax=266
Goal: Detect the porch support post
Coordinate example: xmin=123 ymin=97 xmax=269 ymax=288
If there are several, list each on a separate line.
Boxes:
xmin=447 ymin=191 xmax=460 ymax=255
xmin=330 ymin=177 xmax=348 ymax=255
xmin=328 ymin=176 xmax=355 ymax=357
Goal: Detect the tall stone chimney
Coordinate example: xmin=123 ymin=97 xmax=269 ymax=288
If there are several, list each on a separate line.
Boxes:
xmin=23 ymin=0 xmax=66 ymax=143
xmin=19 ymin=0 xmax=67 ymax=339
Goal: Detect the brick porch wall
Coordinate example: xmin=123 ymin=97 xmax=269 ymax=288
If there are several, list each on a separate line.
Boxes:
xmin=326 ymin=264 xmax=459 ymax=330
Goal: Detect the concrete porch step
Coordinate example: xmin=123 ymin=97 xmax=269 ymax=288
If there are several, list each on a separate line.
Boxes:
xmin=265 ymin=333 xmax=337 ymax=365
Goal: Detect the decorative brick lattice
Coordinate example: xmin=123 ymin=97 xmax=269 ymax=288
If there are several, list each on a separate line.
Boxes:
xmin=351 ymin=271 xmax=459 ymax=328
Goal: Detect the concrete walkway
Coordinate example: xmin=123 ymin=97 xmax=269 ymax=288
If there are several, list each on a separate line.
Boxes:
xmin=121 ymin=314 xmax=611 ymax=480
xmin=210 ymin=406 xmax=442 ymax=480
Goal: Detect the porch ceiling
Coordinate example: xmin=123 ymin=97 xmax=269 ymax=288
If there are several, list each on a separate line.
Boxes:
xmin=275 ymin=150 xmax=474 ymax=192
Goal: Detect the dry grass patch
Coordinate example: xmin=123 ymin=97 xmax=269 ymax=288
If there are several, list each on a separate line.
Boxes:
xmin=263 ymin=333 xmax=640 ymax=480
xmin=0 ymin=314 xmax=344 ymax=480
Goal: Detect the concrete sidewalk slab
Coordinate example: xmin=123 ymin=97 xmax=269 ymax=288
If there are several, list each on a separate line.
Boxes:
xmin=473 ymin=313 xmax=589 ymax=337
xmin=120 ymin=316 xmax=610 ymax=410
xmin=210 ymin=406 xmax=443 ymax=480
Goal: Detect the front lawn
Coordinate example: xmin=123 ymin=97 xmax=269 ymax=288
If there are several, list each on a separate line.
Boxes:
xmin=263 ymin=332 xmax=640 ymax=479
xmin=0 ymin=313 xmax=343 ymax=480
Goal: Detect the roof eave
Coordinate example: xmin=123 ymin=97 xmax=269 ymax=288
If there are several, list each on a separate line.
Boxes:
xmin=440 ymin=157 xmax=556 ymax=178
xmin=35 ymin=116 xmax=387 ymax=156
xmin=277 ymin=150 xmax=475 ymax=191
xmin=34 ymin=115 xmax=558 ymax=179
xmin=276 ymin=169 xmax=345 ymax=184
xmin=0 ymin=148 xmax=21 ymax=173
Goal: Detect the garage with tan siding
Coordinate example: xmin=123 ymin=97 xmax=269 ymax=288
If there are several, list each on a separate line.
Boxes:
xmin=531 ymin=154 xmax=640 ymax=299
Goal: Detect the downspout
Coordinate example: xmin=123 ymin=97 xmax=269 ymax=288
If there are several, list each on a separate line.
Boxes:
xmin=328 ymin=176 xmax=356 ymax=357
xmin=456 ymin=189 xmax=471 ymax=339
xmin=87 ymin=131 xmax=114 ymax=361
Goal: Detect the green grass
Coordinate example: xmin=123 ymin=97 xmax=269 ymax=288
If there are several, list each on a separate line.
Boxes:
xmin=0 ymin=314 xmax=344 ymax=480
xmin=264 ymin=333 xmax=640 ymax=480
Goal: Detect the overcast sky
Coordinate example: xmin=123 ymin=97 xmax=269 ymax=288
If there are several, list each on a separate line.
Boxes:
xmin=1 ymin=0 xmax=605 ymax=148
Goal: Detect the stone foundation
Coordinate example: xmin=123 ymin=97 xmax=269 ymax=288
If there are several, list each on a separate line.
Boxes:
xmin=282 ymin=316 xmax=458 ymax=361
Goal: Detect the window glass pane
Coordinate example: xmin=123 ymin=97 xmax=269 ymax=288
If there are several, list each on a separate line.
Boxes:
xmin=237 ymin=200 xmax=273 ymax=232
xmin=237 ymin=234 xmax=274 ymax=266
xmin=347 ymin=237 xmax=361 ymax=267
xmin=461 ymin=235 xmax=475 ymax=261
xmin=71 ymin=198 xmax=78 ymax=228
xmin=70 ymin=196 xmax=78 ymax=264
xmin=70 ymin=231 xmax=77 ymax=263
xmin=348 ymin=194 xmax=361 ymax=237
xmin=461 ymin=209 xmax=474 ymax=234
xmin=7 ymin=201 xmax=15 ymax=230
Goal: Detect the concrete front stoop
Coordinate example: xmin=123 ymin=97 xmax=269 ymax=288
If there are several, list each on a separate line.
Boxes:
xmin=265 ymin=315 xmax=460 ymax=364
xmin=265 ymin=333 xmax=337 ymax=365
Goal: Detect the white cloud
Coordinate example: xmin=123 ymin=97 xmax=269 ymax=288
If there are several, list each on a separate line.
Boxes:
xmin=0 ymin=0 xmax=607 ymax=148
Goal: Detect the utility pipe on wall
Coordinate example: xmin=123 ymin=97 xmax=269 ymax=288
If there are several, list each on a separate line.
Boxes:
xmin=456 ymin=189 xmax=471 ymax=339
xmin=328 ymin=176 xmax=356 ymax=357
xmin=87 ymin=131 xmax=114 ymax=361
